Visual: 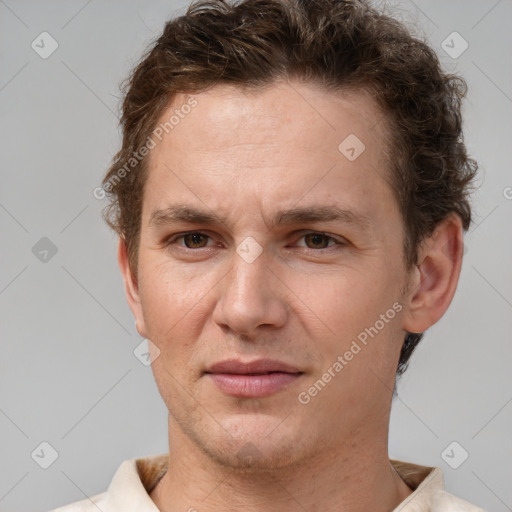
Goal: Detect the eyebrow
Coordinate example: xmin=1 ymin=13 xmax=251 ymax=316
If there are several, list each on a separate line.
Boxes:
xmin=148 ymin=204 xmax=373 ymax=231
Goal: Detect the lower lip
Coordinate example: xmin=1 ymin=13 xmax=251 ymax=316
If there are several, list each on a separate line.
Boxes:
xmin=207 ymin=372 xmax=302 ymax=398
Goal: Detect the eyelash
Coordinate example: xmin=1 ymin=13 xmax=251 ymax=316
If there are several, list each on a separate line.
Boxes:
xmin=165 ymin=231 xmax=346 ymax=251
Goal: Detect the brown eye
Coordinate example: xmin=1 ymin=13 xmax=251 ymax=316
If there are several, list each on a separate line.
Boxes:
xmin=183 ymin=233 xmax=209 ymax=248
xmin=304 ymin=233 xmax=332 ymax=249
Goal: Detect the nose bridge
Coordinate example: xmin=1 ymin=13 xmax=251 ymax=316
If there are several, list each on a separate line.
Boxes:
xmin=214 ymin=247 xmax=287 ymax=334
xmin=231 ymin=251 xmax=267 ymax=300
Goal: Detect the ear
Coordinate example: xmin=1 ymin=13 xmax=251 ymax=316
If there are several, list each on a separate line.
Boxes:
xmin=117 ymin=238 xmax=148 ymax=338
xmin=402 ymin=213 xmax=465 ymax=334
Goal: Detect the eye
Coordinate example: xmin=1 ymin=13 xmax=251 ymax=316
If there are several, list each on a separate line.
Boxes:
xmin=295 ymin=232 xmax=343 ymax=250
xmin=168 ymin=232 xmax=212 ymax=249
xmin=183 ymin=233 xmax=209 ymax=248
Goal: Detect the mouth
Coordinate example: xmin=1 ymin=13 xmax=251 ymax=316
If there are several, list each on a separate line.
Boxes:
xmin=204 ymin=359 xmax=304 ymax=398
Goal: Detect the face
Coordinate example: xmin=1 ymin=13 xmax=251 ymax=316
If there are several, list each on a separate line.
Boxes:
xmin=122 ymin=80 xmax=416 ymax=470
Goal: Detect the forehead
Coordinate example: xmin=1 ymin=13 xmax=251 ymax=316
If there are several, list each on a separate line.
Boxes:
xmin=160 ymin=81 xmax=388 ymax=155
xmin=143 ymin=80 xmax=396 ymax=227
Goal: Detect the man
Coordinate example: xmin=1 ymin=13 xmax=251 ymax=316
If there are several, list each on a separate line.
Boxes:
xmin=53 ymin=0 xmax=482 ymax=510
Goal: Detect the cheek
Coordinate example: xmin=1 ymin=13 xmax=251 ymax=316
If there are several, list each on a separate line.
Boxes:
xmin=292 ymin=267 xmax=386 ymax=325
xmin=138 ymin=261 xmax=220 ymax=358
xmin=296 ymin=265 xmax=404 ymax=359
xmin=138 ymin=264 xmax=191 ymax=341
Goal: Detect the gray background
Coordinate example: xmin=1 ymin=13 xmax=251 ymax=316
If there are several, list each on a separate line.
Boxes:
xmin=0 ymin=0 xmax=511 ymax=510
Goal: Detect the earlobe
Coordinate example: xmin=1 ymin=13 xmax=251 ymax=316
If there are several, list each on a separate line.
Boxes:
xmin=402 ymin=214 xmax=465 ymax=334
xmin=117 ymin=238 xmax=148 ymax=338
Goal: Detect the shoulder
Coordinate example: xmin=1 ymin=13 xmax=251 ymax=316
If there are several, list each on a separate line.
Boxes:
xmin=49 ymin=491 xmax=108 ymax=512
xmin=390 ymin=459 xmax=486 ymax=512
xmin=48 ymin=453 xmax=166 ymax=512
xmin=431 ymin=489 xmax=486 ymax=512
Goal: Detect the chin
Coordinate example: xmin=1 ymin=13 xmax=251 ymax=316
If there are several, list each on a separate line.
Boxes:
xmin=194 ymin=413 xmax=312 ymax=472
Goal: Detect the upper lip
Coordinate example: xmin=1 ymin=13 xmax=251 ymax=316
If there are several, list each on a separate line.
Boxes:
xmin=205 ymin=358 xmax=302 ymax=375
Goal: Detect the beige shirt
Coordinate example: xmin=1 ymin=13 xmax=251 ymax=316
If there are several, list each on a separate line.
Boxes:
xmin=51 ymin=454 xmax=485 ymax=512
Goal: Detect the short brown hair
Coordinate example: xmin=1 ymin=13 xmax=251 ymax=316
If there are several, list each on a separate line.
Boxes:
xmin=102 ymin=0 xmax=477 ymax=376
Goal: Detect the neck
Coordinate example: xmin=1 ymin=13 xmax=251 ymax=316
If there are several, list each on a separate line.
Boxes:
xmin=150 ymin=418 xmax=413 ymax=512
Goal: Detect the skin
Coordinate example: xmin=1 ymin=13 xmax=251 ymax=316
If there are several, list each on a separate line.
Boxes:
xmin=118 ymin=79 xmax=464 ymax=512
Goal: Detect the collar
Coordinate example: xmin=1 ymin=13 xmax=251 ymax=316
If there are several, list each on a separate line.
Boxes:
xmin=103 ymin=453 xmax=474 ymax=512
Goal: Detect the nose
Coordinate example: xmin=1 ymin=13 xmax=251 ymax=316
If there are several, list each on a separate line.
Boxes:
xmin=212 ymin=248 xmax=288 ymax=337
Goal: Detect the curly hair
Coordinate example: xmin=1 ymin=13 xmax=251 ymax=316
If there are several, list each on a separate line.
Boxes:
xmin=101 ymin=0 xmax=477 ymax=377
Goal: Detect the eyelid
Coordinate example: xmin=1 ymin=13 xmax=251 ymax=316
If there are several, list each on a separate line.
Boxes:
xmin=164 ymin=230 xmax=347 ymax=249
xmin=291 ymin=230 xmax=347 ymax=247
xmin=166 ymin=231 xmax=215 ymax=247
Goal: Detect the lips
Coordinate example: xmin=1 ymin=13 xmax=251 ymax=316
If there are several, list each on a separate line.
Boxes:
xmin=205 ymin=358 xmax=303 ymax=398
xmin=206 ymin=358 xmax=302 ymax=375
